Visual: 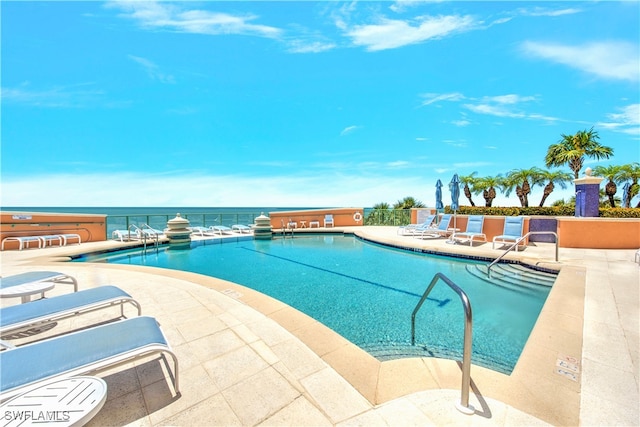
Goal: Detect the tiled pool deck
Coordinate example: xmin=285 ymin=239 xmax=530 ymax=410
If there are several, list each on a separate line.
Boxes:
xmin=1 ymin=226 xmax=638 ymax=426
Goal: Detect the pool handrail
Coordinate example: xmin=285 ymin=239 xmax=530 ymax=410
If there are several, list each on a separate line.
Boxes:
xmin=411 ymin=272 xmax=474 ymax=415
xmin=487 ymin=231 xmax=559 ymax=277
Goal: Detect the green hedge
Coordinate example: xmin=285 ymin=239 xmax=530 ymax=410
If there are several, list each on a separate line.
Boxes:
xmin=444 ymin=206 xmax=640 ymax=218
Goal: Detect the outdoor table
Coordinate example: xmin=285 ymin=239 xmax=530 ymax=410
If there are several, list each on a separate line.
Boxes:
xmin=0 ymin=281 xmax=55 ymax=303
xmin=0 ymin=376 xmax=107 ymax=427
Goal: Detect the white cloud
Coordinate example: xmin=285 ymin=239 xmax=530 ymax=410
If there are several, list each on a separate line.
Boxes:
xmin=420 ymin=92 xmax=465 ymax=106
xmin=597 ymin=104 xmax=640 ymax=135
xmin=128 ymin=55 xmax=175 ymax=84
xmin=521 ymin=41 xmax=640 ymax=82
xmin=286 ymin=40 xmax=336 ymax=54
xmin=340 ymin=125 xmax=360 ymax=136
xmin=107 ymin=0 xmax=282 ymax=38
xmin=0 ymin=83 xmax=104 ymax=108
xmin=345 ymin=14 xmax=477 ymax=51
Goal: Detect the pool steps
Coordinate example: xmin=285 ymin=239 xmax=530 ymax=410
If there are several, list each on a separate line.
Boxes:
xmin=465 ymin=264 xmax=556 ymax=295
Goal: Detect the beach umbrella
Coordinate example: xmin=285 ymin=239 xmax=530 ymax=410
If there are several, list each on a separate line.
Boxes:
xmin=450 ymin=174 xmax=460 ymax=211
xmin=435 ymin=179 xmax=444 ymax=210
xmin=450 ymin=174 xmax=460 ymax=233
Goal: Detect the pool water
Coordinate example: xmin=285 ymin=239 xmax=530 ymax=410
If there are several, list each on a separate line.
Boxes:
xmin=78 ymin=235 xmax=553 ymax=374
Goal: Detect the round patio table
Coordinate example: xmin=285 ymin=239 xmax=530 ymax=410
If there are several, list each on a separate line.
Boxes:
xmin=0 ymin=376 xmax=107 ymax=427
xmin=0 ymin=281 xmax=55 ymax=303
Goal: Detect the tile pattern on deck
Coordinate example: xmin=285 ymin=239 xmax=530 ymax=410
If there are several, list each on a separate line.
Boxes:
xmin=1 ymin=226 xmax=638 ymax=426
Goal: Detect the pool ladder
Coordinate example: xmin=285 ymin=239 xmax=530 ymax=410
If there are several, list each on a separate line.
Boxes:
xmin=411 ymin=272 xmax=474 ymax=415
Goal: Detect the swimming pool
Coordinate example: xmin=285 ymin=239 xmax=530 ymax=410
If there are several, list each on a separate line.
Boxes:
xmin=78 ymin=235 xmax=554 ymax=374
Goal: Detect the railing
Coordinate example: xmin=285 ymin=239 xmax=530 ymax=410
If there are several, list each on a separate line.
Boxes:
xmin=487 ymin=231 xmax=559 ymax=277
xmin=107 ymin=212 xmax=263 ymax=240
xmin=411 ymin=273 xmax=474 ymax=415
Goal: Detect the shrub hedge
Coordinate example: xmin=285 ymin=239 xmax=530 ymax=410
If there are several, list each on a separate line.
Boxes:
xmin=444 ymin=206 xmax=640 ymax=218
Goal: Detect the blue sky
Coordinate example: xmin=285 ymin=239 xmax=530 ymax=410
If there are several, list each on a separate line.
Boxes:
xmin=2 ymin=1 xmax=638 ymax=208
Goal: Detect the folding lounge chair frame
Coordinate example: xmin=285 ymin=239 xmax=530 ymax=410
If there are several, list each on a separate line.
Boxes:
xmin=0 ymin=271 xmax=78 ymax=293
xmin=0 ymin=285 xmax=142 ymax=337
xmin=231 ymin=224 xmax=253 ymax=234
xmin=452 ymin=215 xmax=487 ymax=246
xmin=492 ymin=216 xmax=526 ymax=251
xmin=415 ymin=214 xmax=452 ymax=239
xmin=398 ymin=214 xmax=436 ymax=236
xmin=0 ymin=316 xmax=179 ymax=401
xmin=1 ymin=236 xmax=43 ymax=251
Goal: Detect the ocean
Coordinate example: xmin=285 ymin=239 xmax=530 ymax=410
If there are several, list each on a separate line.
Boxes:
xmin=1 ymin=207 xmax=327 ymax=234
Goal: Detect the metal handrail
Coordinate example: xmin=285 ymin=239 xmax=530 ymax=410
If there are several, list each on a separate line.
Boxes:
xmin=411 ymin=273 xmax=474 ymax=415
xmin=487 ymin=231 xmax=559 ymax=277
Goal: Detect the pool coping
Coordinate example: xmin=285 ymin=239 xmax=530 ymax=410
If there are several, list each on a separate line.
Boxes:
xmin=8 ymin=228 xmax=584 ymax=425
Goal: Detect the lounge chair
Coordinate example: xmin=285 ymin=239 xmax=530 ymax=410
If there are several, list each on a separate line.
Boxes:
xmin=231 ymin=224 xmax=253 ymax=234
xmin=324 ymin=214 xmax=334 ymax=228
xmin=1 ymin=236 xmax=43 ymax=251
xmin=452 ymin=215 xmax=487 ymax=246
xmin=189 ymin=226 xmax=209 ymax=236
xmin=137 ymin=224 xmax=164 ymax=239
xmin=0 ymin=285 xmax=142 ymax=337
xmin=492 ymin=216 xmax=526 ymax=251
xmin=209 ymin=225 xmax=233 ymax=235
xmin=398 ymin=214 xmax=436 ymax=236
xmin=0 ymin=316 xmax=179 ymax=401
xmin=415 ymin=214 xmax=453 ymax=239
xmin=112 ymin=229 xmax=138 ymax=242
xmin=59 ymin=233 xmax=82 ymax=245
xmin=0 ymin=271 xmax=78 ymax=293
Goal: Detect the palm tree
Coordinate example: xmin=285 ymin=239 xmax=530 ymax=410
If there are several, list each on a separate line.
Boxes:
xmin=472 ymin=175 xmax=503 ymax=207
xmin=592 ymin=165 xmax=625 ymax=207
xmin=537 ymin=168 xmax=572 ymax=207
xmin=393 ymin=196 xmax=425 ymax=209
xmin=505 ymin=168 xmax=543 ymax=207
xmin=545 ymin=127 xmax=614 ymax=179
xmin=619 ymin=162 xmax=640 ymax=208
xmin=459 ymin=172 xmax=478 ymax=207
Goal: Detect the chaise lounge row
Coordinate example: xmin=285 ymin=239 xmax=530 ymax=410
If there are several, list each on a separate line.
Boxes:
xmin=0 ymin=272 xmax=179 ymax=404
xmin=400 ymin=215 xmax=527 ymax=249
xmin=1 ymin=233 xmax=82 ymax=250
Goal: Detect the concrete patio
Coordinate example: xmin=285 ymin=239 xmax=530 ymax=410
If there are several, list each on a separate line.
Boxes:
xmin=1 ymin=226 xmax=637 ymax=426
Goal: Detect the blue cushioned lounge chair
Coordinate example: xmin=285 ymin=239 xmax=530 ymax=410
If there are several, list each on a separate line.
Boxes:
xmin=415 ymin=214 xmax=452 ymax=239
xmin=492 ymin=216 xmax=526 ymax=251
xmin=0 ymin=316 xmax=179 ymax=401
xmin=0 ymin=285 xmax=141 ymax=337
xmin=398 ymin=214 xmax=436 ymax=236
xmin=452 ymin=215 xmax=487 ymax=246
xmin=0 ymin=271 xmax=78 ymax=294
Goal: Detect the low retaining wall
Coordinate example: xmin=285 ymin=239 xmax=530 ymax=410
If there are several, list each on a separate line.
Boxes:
xmin=269 ymin=208 xmax=364 ymax=228
xmin=0 ymin=211 xmax=106 ymax=250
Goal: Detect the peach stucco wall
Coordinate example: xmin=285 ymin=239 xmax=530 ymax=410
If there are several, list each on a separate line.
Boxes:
xmin=1 ymin=211 xmax=106 ymax=250
xmin=269 ymin=208 xmax=364 ymax=228
xmin=557 ymin=217 xmax=639 ymax=249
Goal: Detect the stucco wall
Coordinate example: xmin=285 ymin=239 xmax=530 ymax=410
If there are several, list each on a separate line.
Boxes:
xmin=1 ymin=211 xmax=106 ymax=250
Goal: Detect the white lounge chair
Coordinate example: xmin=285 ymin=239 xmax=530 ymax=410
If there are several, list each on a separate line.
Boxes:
xmin=492 ymin=216 xmax=526 ymax=251
xmin=452 ymin=215 xmax=487 ymax=246
xmin=415 ymin=214 xmax=452 ymax=239
xmin=189 ymin=226 xmax=209 ymax=236
xmin=209 ymin=225 xmax=233 ymax=235
xmin=231 ymin=224 xmax=253 ymax=234
xmin=1 ymin=236 xmax=43 ymax=251
xmin=112 ymin=229 xmax=138 ymax=242
xmin=324 ymin=214 xmax=334 ymax=228
xmin=398 ymin=214 xmax=436 ymax=236
xmin=0 ymin=285 xmax=141 ymax=337
xmin=0 ymin=316 xmax=179 ymax=401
